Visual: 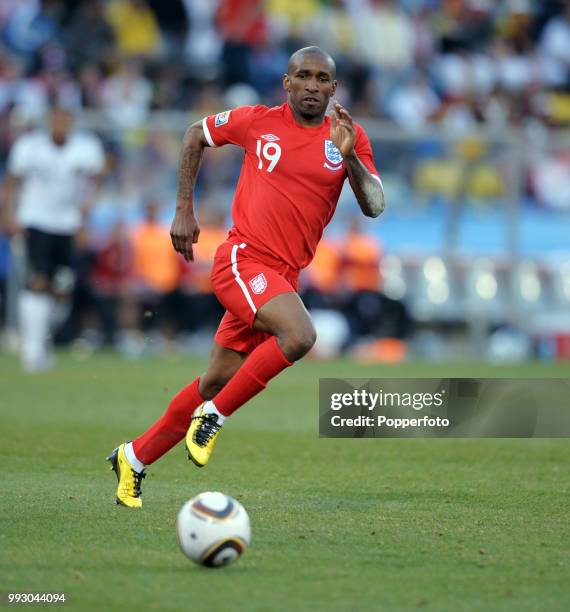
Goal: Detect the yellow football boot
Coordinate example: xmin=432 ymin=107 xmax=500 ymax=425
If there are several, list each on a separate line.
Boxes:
xmin=185 ymin=405 xmax=223 ymax=467
xmin=107 ymin=444 xmax=146 ymax=508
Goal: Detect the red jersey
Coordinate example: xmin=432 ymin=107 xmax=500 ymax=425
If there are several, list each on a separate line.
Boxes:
xmin=203 ymin=102 xmax=380 ymax=271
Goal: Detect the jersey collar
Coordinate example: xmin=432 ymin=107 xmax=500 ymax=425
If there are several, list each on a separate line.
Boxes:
xmin=283 ymin=102 xmax=330 ymax=130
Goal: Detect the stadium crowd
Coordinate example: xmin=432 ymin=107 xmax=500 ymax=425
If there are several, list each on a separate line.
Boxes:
xmin=0 ymin=0 xmax=569 ymax=358
xmin=0 ymin=0 xmax=569 ymax=127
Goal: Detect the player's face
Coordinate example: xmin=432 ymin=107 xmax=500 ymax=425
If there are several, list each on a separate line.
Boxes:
xmin=284 ymin=55 xmax=337 ymax=122
xmin=51 ymin=109 xmax=73 ymax=145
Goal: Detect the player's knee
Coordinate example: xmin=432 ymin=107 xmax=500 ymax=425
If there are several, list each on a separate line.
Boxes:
xmin=279 ymin=325 xmax=317 ymax=361
xmin=199 ymin=371 xmax=232 ymax=400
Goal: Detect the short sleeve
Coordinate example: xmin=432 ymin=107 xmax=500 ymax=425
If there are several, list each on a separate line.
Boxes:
xmin=78 ymin=135 xmax=105 ymax=174
xmin=354 ymin=125 xmax=381 ymax=185
xmin=7 ymin=135 xmax=33 ymax=177
xmin=202 ymin=106 xmax=258 ymax=148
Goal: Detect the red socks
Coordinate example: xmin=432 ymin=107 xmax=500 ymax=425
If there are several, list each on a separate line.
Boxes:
xmin=213 ymin=336 xmax=292 ymax=417
xmin=132 ymin=378 xmax=203 ymax=465
xmin=131 ymin=337 xmax=292 ymax=465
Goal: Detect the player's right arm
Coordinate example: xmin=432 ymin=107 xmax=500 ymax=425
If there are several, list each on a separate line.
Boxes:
xmin=2 ymin=134 xmax=30 ymax=235
xmin=171 ymin=107 xmax=256 ymax=262
xmin=170 ymin=121 xmax=209 ymax=262
xmin=1 ymin=172 xmax=22 ymax=235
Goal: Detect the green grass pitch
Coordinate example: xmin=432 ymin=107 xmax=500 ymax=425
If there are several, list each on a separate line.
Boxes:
xmin=1 ymin=354 xmax=569 ymax=611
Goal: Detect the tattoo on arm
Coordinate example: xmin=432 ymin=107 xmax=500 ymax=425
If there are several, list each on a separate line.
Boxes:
xmin=177 ymin=124 xmax=206 ymax=208
xmin=345 ymin=153 xmax=386 ymax=218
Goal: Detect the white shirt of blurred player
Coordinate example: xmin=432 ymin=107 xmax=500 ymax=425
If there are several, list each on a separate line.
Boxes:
xmin=7 ymin=130 xmax=105 ymax=234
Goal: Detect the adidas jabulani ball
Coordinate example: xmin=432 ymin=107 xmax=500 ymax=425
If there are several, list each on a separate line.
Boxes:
xmin=176 ymin=492 xmax=251 ymax=567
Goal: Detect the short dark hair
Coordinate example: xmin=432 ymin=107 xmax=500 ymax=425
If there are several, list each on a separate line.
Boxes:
xmin=287 ymin=46 xmax=336 ymax=78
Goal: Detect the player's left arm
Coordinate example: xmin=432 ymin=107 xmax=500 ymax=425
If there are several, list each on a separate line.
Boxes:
xmin=80 ymin=171 xmax=105 ymax=222
xmin=2 ymin=135 xmax=30 ymax=235
xmin=78 ymin=137 xmax=107 ymax=222
xmin=330 ymin=102 xmax=385 ymax=218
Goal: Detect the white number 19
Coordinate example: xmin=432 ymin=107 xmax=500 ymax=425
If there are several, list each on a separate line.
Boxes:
xmin=256 ymin=140 xmax=281 ymax=173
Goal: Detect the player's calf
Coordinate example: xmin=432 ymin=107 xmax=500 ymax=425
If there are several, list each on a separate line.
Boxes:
xmin=198 ymin=343 xmax=247 ymax=399
xmin=198 ymin=369 xmax=234 ymax=400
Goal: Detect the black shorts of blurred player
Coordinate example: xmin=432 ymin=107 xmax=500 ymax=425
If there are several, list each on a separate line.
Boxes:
xmin=24 ymin=227 xmax=75 ymax=292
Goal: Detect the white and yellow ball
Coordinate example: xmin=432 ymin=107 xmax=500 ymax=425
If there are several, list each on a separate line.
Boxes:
xmin=176 ymin=492 xmax=251 ymax=567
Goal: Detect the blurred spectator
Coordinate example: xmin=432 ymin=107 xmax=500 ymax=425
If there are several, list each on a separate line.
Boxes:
xmin=64 ymin=0 xmax=115 ymax=71
xmin=76 ymin=63 xmax=104 ymax=109
xmin=338 ymin=214 xmax=383 ymax=342
xmin=492 ymin=39 xmax=534 ymax=94
xmin=217 ymin=0 xmax=267 ymax=86
xmin=105 ymin=0 xmax=162 ymax=59
xmin=130 ymin=201 xmax=182 ymax=337
xmin=386 ymin=71 xmax=440 ymax=129
xmin=532 ymin=150 xmax=570 ymax=211
xmin=302 ymin=237 xmax=340 ymax=310
xmin=0 ymin=56 xmax=47 ymax=120
xmin=306 ymin=0 xmax=354 ymax=61
xmin=147 ymin=0 xmax=187 ymax=48
xmin=482 ymin=86 xmax=514 ymax=128
xmin=2 ymin=0 xmax=60 ymax=67
xmin=0 ymin=51 xmax=80 ymax=123
xmin=350 ymin=0 xmax=414 ymax=100
xmin=439 ymin=94 xmax=480 ymax=133
xmin=179 ymin=206 xmax=226 ymax=332
xmin=91 ymin=221 xmax=133 ymax=345
xmin=339 ymin=216 xmax=382 ymax=295
xmin=540 ymin=3 xmax=570 ymax=87
xmin=101 ymin=60 xmax=152 ymax=128
xmin=352 ymin=0 xmax=414 ymax=71
xmin=247 ymin=39 xmax=289 ymax=97
xmin=339 ymin=216 xmax=410 ymax=341
xmin=41 ymin=69 xmax=82 ymax=110
xmin=188 ymin=207 xmax=227 ymax=295
xmin=54 ymin=225 xmax=97 ymax=344
xmin=151 ymin=63 xmax=185 ymax=111
xmin=265 ymin=0 xmax=320 ymax=42
xmin=434 ymin=50 xmax=472 ymax=98
xmin=182 ymin=0 xmax=223 ymax=78
xmin=411 ymin=4 xmax=437 ymax=69
xmin=502 ymin=0 xmax=535 ymax=54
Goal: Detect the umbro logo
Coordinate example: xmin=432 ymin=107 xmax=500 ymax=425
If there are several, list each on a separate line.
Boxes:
xmin=260 ymin=134 xmax=280 ymax=142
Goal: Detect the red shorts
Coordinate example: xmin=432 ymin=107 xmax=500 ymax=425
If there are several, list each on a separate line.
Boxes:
xmin=211 ymin=240 xmax=299 ymax=354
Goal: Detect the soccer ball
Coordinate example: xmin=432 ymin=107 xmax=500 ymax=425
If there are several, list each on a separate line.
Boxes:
xmin=176 ymin=492 xmax=251 ymax=567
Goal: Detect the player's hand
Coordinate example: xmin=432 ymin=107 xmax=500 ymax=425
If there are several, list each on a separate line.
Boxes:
xmin=329 ymin=101 xmax=356 ymax=158
xmin=3 ymin=216 xmax=22 ymax=237
xmin=170 ymin=209 xmax=200 ymax=262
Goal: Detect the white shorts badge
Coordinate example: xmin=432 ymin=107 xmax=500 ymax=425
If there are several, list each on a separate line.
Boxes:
xmin=324 ymin=139 xmax=343 ymax=167
xmin=215 ymin=110 xmax=231 ymax=127
xmin=249 ymin=273 xmax=267 ymax=295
